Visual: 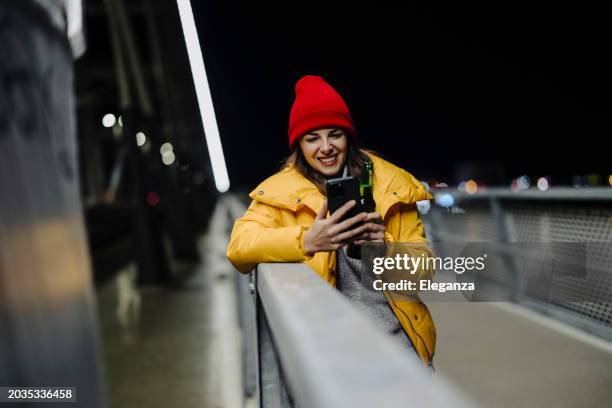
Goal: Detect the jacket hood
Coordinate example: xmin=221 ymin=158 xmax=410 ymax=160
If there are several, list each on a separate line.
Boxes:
xmin=248 ymin=153 xmax=433 ymax=218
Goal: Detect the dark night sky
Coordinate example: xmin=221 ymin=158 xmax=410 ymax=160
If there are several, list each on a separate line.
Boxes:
xmin=191 ymin=1 xmax=610 ymax=189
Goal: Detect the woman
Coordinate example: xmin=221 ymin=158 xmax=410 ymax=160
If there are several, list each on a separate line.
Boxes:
xmin=226 ymin=75 xmax=436 ymax=368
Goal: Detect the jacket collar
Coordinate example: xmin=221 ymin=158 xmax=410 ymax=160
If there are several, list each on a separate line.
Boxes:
xmin=249 ymin=153 xmax=433 ymax=219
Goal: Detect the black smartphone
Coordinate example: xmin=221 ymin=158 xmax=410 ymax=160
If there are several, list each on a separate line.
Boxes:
xmin=325 ymin=176 xmax=366 ymax=223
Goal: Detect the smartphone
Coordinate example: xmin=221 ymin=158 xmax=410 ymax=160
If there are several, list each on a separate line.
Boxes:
xmin=325 ymin=176 xmax=366 ymax=223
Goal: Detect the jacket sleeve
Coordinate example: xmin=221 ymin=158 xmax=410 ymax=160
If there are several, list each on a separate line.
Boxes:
xmin=382 ymin=203 xmax=436 ymax=294
xmin=226 ymin=199 xmax=313 ymax=274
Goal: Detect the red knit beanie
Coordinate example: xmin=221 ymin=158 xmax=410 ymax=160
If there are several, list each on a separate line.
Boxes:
xmin=288 ymin=75 xmax=356 ymax=150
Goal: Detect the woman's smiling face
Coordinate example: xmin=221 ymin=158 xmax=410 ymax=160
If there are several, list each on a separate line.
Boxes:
xmin=299 ymin=128 xmax=348 ymax=177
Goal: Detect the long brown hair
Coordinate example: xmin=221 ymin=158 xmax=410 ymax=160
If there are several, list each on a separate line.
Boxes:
xmin=282 ymin=134 xmax=375 ymax=195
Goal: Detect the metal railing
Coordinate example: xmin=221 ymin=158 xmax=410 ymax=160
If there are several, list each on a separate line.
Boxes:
xmin=237 ymin=263 xmax=474 ymax=408
xmin=424 ymin=186 xmax=612 ymax=340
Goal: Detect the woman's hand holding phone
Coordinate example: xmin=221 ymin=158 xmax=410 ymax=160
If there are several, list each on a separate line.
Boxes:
xmin=353 ymin=212 xmax=386 ymax=244
xmin=303 ymin=199 xmax=368 ymax=256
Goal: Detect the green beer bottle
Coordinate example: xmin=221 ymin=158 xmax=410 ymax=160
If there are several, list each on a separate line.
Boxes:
xmin=360 ymin=160 xmax=375 ymax=213
xmin=347 ymin=160 xmax=375 ymax=259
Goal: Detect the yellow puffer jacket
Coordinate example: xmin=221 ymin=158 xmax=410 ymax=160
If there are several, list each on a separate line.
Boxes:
xmin=227 ymin=152 xmax=437 ymax=365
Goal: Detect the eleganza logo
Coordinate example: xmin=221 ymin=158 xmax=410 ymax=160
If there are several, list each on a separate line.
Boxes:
xmin=359 ymin=242 xmax=608 ymax=303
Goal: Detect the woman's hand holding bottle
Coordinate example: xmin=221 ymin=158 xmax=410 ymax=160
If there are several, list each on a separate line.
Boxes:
xmin=353 ymin=212 xmax=386 ymax=244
